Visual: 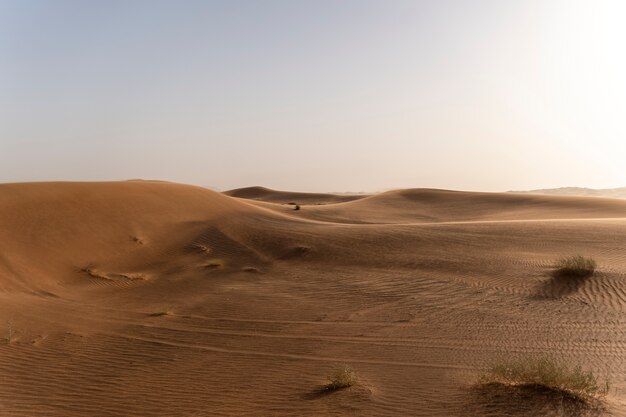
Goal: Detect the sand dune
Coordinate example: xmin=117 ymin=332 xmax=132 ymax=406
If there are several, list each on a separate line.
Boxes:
xmin=237 ymin=187 xmax=626 ymax=224
xmin=224 ymin=185 xmax=367 ymax=204
xmin=512 ymin=186 xmax=626 ymax=199
xmin=0 ymin=181 xmax=624 ymax=416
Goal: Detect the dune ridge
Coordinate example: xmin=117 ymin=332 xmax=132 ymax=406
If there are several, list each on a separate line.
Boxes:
xmin=224 ymin=185 xmax=368 ymax=204
xmin=234 ymin=187 xmax=626 ymax=224
xmin=511 ymin=186 xmax=626 ymax=199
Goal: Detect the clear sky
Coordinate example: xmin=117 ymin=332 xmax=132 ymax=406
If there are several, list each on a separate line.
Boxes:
xmin=1 ymin=0 xmax=625 ymax=192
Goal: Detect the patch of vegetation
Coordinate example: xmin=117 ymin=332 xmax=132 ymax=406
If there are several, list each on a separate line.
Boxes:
xmin=553 ymin=255 xmax=597 ymax=277
xmin=192 ymin=244 xmax=211 ymax=253
xmin=80 ymin=264 xmax=109 ymax=280
xmin=481 ymin=357 xmax=609 ymax=403
xmin=116 ymin=272 xmax=146 ymax=281
xmin=325 ymin=365 xmax=358 ymax=391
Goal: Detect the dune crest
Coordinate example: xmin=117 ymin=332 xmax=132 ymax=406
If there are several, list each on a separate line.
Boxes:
xmin=234 ymin=187 xmax=626 ymax=224
xmin=224 ymin=185 xmax=368 ymax=204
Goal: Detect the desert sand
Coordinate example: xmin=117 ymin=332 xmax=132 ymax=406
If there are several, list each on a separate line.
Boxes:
xmin=0 ymin=181 xmax=624 ymax=416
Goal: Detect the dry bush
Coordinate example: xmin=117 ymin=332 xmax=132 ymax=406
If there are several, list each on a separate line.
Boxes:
xmin=325 ymin=365 xmax=358 ymax=390
xmin=482 ymin=357 xmax=609 ymax=403
xmin=192 ymin=244 xmax=211 ymax=253
xmin=553 ymin=255 xmax=597 ymax=278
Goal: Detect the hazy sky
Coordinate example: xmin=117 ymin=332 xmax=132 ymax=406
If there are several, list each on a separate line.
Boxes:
xmin=1 ymin=0 xmax=625 ymax=192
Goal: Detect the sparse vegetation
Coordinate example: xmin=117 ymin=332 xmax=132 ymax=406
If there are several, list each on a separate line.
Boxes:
xmin=481 ymin=357 xmax=609 ymax=403
xmin=325 ymin=365 xmax=358 ymax=390
xmin=81 ymin=264 xmax=108 ymax=280
xmin=192 ymin=244 xmax=211 ymax=253
xmin=116 ymin=272 xmax=146 ymax=281
xmin=553 ymin=255 xmax=597 ymax=277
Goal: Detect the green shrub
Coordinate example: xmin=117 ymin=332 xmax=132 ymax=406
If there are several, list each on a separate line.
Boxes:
xmin=553 ymin=255 xmax=597 ymax=277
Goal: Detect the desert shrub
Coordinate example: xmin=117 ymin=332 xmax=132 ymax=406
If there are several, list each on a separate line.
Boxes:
xmin=482 ymin=357 xmax=609 ymax=402
xmin=553 ymin=255 xmax=597 ymax=277
xmin=326 ymin=365 xmax=357 ymax=390
xmin=192 ymin=244 xmax=211 ymax=253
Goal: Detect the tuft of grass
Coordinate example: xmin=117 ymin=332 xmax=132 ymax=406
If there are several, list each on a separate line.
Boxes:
xmin=481 ymin=357 xmax=609 ymax=402
xmin=325 ymin=365 xmax=358 ymax=391
xmin=81 ymin=264 xmax=109 ymax=280
xmin=553 ymin=255 xmax=597 ymax=277
xmin=192 ymin=244 xmax=211 ymax=253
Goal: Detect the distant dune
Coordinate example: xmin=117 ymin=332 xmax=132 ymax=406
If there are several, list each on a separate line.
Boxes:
xmin=511 ymin=186 xmax=626 ymax=199
xmin=0 ymin=181 xmax=624 ymax=416
xmin=229 ymin=186 xmax=626 ymax=224
xmin=224 ymin=185 xmax=368 ymax=204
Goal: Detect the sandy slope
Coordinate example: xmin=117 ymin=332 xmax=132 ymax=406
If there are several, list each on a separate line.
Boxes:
xmin=0 ymin=181 xmax=624 ymax=416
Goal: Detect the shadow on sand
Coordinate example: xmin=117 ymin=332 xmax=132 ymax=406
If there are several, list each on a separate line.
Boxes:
xmin=302 ymin=385 xmax=349 ymax=400
xmin=534 ymin=271 xmax=594 ymax=300
xmin=464 ymin=383 xmax=603 ymax=417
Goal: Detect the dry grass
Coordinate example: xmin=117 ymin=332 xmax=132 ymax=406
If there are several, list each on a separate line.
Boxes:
xmin=481 ymin=357 xmax=609 ymax=403
xmin=192 ymin=244 xmax=211 ymax=253
xmin=553 ymin=255 xmax=597 ymax=278
xmin=325 ymin=365 xmax=358 ymax=391
xmin=80 ymin=264 xmax=109 ymax=280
